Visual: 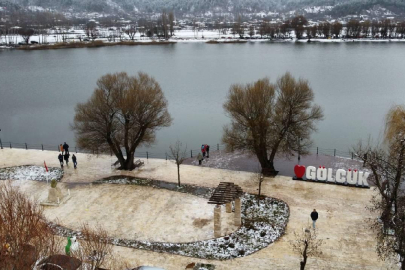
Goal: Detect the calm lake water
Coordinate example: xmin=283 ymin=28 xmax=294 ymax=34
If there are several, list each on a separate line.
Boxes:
xmin=0 ymin=42 xmax=404 ymax=156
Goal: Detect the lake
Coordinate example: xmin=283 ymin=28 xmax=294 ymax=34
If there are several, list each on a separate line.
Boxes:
xmin=0 ymin=42 xmax=404 ymax=156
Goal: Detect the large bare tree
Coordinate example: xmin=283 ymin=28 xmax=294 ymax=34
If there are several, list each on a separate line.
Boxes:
xmin=355 ymin=105 xmax=405 ymax=268
xmin=222 ymin=72 xmax=323 ymax=175
xmin=72 ymin=72 xmax=172 ymax=170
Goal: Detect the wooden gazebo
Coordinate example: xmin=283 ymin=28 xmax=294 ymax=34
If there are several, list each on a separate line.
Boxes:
xmin=208 ymin=182 xmax=244 ymax=237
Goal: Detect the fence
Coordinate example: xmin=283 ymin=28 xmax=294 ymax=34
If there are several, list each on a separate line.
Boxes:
xmin=0 ymin=139 xmax=358 ymax=161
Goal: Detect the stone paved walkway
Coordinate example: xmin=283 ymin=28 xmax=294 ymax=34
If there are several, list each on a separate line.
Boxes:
xmin=0 ymin=148 xmax=397 ymax=270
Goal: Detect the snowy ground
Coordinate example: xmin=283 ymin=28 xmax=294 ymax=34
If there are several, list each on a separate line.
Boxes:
xmin=1 ymin=28 xmax=405 ymax=48
xmin=0 ymin=148 xmax=398 ymax=269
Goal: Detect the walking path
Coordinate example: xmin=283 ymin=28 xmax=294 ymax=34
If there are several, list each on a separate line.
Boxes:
xmin=0 ymin=148 xmax=396 ymax=269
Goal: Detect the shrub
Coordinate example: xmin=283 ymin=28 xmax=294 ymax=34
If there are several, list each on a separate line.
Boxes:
xmin=51 ymin=179 xmax=57 ymax=188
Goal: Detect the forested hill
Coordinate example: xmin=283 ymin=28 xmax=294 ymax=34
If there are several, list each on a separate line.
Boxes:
xmin=2 ymin=0 xmax=405 ymax=17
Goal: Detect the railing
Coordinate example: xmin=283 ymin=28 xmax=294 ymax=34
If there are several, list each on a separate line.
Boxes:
xmin=0 ymin=139 xmax=358 ymax=161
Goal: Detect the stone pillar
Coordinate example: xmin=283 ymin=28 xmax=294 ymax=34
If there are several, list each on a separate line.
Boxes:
xmin=214 ymin=205 xmax=221 ymax=238
xmin=234 ymin=198 xmax=241 ymax=226
xmin=225 ymin=202 xmax=232 ymax=213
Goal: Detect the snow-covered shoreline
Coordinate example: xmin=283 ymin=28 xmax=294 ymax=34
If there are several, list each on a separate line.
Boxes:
xmin=2 ymin=28 xmax=405 ymax=51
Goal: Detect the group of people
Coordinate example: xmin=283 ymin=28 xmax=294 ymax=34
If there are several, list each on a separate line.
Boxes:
xmin=58 ymin=142 xmax=77 ymax=169
xmin=196 ymin=144 xmax=210 ymax=165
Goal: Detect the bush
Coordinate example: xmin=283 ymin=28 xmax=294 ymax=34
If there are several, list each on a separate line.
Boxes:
xmin=51 ymin=179 xmax=57 ymax=188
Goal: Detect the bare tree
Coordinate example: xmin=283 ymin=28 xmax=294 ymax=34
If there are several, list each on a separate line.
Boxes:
xmin=361 ymin=20 xmax=371 ymax=38
xmin=222 ymin=72 xmax=323 ymax=175
xmin=319 ymin=22 xmax=330 ymax=38
xmin=72 ymin=72 xmax=172 ymax=170
xmin=0 ymin=181 xmax=62 ymax=269
xmin=168 ymin=140 xmax=188 ymax=186
xmin=354 ymin=105 xmax=405 ymax=268
xmin=346 ymin=19 xmax=361 ymax=38
xmin=125 ymin=24 xmax=137 ymax=40
xmin=291 ymin=15 xmax=308 ymax=39
xmin=72 ymin=224 xmax=112 ymax=270
xmin=290 ymin=229 xmax=323 ymax=270
xmin=85 ymin=21 xmax=97 ymax=39
xmin=168 ymin=11 xmax=174 ymax=37
xmin=331 ymin=21 xmax=343 ymax=38
xmin=248 ymin=25 xmax=254 ymax=38
xmin=18 ymin=27 xmax=34 ymax=44
xmin=250 ymin=166 xmax=264 ymax=203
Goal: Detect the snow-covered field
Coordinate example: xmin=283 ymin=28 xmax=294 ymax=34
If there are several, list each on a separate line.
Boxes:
xmin=50 ymin=189 xmax=289 ymax=260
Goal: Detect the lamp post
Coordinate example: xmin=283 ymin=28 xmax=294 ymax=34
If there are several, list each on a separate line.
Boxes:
xmin=298 ymin=137 xmax=302 ymax=164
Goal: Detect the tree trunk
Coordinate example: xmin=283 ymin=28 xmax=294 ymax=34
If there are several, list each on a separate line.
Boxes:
xmin=301 ymin=240 xmax=308 ymax=270
xmin=177 ymin=164 xmax=180 ymax=186
xmin=123 ymin=152 xmax=135 ymax=170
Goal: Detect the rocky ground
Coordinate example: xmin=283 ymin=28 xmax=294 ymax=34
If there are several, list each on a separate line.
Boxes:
xmin=0 ymin=148 xmax=398 ymax=269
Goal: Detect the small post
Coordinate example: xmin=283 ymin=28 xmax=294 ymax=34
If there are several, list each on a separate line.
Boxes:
xmin=10 ymin=142 xmax=12 ymax=149
xmin=0 ymin=139 xmax=2 ymax=150
xmin=316 ymin=147 xmax=318 ymax=155
xmin=25 ymin=143 xmax=27 ymax=150
xmin=234 ymin=198 xmax=241 ymax=226
xmin=75 ymin=147 xmax=77 ymax=153
xmin=146 ymin=151 xmax=148 ymax=159
xmin=334 ymin=149 xmax=336 ymax=157
xmin=191 ymin=150 xmax=193 ymax=158
xmin=165 ymin=153 xmax=167 ymax=160
xmin=217 ymin=144 xmax=219 ymax=151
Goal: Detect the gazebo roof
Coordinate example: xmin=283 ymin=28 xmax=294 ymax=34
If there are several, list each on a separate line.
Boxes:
xmin=208 ymin=182 xmax=244 ymax=205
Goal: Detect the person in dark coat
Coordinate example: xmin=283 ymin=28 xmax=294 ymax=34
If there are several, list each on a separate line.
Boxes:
xmin=63 ymin=142 xmax=69 ymax=154
xmin=58 ymin=153 xmax=64 ymax=168
xmin=72 ymin=154 xmax=77 ymax=169
xmin=64 ymin=152 xmax=70 ymax=166
xmin=311 ymin=209 xmax=319 ymax=229
xmin=206 ymin=145 xmax=210 ymax=158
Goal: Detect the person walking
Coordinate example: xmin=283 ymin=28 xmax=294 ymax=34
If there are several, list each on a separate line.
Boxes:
xmin=197 ymin=152 xmax=203 ymax=165
xmin=64 ymin=152 xmax=70 ymax=166
xmin=311 ymin=209 xmax=319 ymax=229
xmin=58 ymin=153 xmax=64 ymax=168
xmin=63 ymin=142 xmax=69 ymax=154
xmin=60 ymin=144 xmax=64 ymax=154
xmin=72 ymin=154 xmax=77 ymax=169
xmin=206 ymin=145 xmax=210 ymax=158
xmin=201 ymin=144 xmax=206 ymax=158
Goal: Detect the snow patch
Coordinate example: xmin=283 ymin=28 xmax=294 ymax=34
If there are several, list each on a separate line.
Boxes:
xmin=0 ymin=166 xmax=63 ymax=182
